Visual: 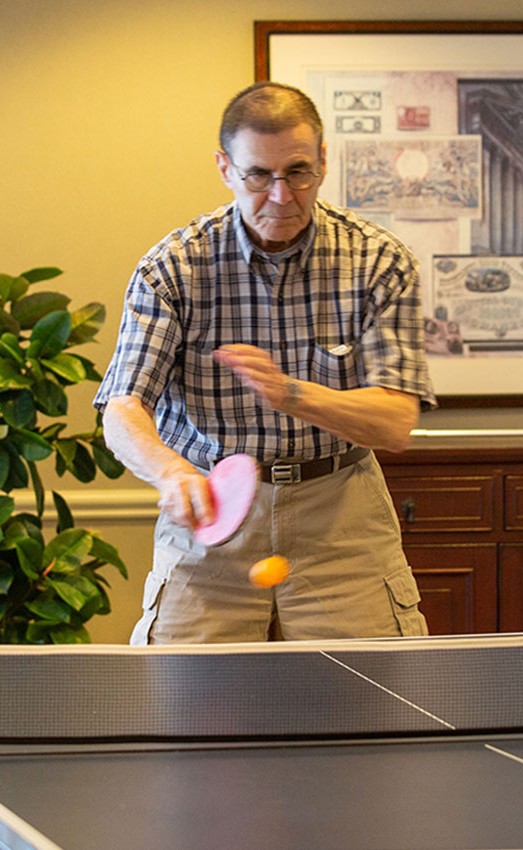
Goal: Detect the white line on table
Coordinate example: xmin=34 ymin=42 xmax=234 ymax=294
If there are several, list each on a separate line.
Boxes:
xmin=320 ymin=650 xmax=456 ymax=730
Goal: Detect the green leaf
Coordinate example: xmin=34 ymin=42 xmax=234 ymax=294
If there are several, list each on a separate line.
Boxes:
xmin=0 ymin=390 xmax=36 ymax=428
xmin=0 ymin=495 xmax=15 ymax=525
xmin=0 ymin=524 xmax=42 ymax=579
xmin=1 ymin=522 xmax=44 ymax=579
xmin=43 ymin=528 xmax=93 ymax=576
xmin=68 ymin=303 xmax=106 ymax=345
xmin=0 ymin=359 xmax=33 ymax=391
xmin=25 ymin=621 xmax=57 ymax=644
xmin=33 ymin=378 xmax=68 ymax=416
xmin=52 ymin=490 xmax=74 ymax=532
xmin=89 ymin=535 xmax=128 ymax=578
xmin=0 ymin=560 xmax=14 ymax=593
xmin=0 ymin=275 xmax=28 ymax=303
xmin=77 ymin=593 xmax=104 ymax=621
xmin=11 ymin=428 xmax=53 ymax=462
xmin=49 ymin=623 xmax=91 ymax=644
xmin=1 ymin=513 xmax=44 ymax=544
xmin=0 ymin=274 xmax=15 ymax=301
xmin=29 ymin=461 xmax=45 ymax=517
xmin=12 ymin=292 xmax=71 ymax=329
xmin=0 ymin=333 xmax=24 ymax=364
xmin=74 ymin=574 xmax=102 ymax=605
xmin=24 ymin=356 xmax=44 ymax=382
xmin=41 ymin=352 xmax=86 ymax=384
xmin=73 ymin=355 xmax=102 ymax=382
xmin=29 ymin=310 xmax=72 ymax=358
xmin=45 ymin=578 xmax=88 ymax=611
xmin=0 ymin=447 xmax=10 ymax=490
xmin=19 ymin=267 xmax=63 ymax=284
xmin=55 ymin=439 xmax=75 ymax=477
xmin=0 ymin=308 xmax=21 ymax=336
xmin=10 ymin=277 xmax=30 ymax=302
xmin=25 ymin=595 xmax=72 ymax=623
xmin=40 ymin=422 xmax=67 ymax=441
xmin=2 ymin=442 xmax=28 ymax=490
xmin=92 ymin=439 xmax=125 ymax=479
xmin=55 ymin=440 xmax=96 ymax=483
xmin=72 ymin=442 xmax=96 ymax=483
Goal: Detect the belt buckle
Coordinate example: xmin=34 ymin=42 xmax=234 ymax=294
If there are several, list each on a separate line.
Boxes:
xmin=270 ymin=463 xmax=301 ymax=485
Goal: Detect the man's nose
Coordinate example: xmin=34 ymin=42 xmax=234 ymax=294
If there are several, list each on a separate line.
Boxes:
xmin=267 ymin=177 xmax=294 ymax=203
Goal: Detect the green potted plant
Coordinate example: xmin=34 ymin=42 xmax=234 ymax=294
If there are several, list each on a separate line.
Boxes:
xmin=0 ymin=266 xmax=127 ymax=644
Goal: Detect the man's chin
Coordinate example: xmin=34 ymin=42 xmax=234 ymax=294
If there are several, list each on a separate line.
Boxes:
xmin=261 ymin=222 xmax=303 ymax=246
xmin=244 ymin=217 xmax=306 ymax=251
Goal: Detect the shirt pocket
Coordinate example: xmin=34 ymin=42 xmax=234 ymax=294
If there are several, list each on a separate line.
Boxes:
xmin=308 ymin=343 xmax=359 ymax=391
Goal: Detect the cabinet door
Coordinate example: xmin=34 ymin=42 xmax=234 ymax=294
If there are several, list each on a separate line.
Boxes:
xmin=405 ymin=544 xmax=497 ymax=635
xmin=499 ymin=545 xmax=523 ymax=632
xmin=386 ymin=474 xmax=495 ymax=533
xmin=505 ymin=476 xmax=523 ymax=531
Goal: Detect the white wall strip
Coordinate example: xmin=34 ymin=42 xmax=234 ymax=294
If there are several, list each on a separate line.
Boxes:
xmin=412 ymin=428 xmax=523 ymax=438
xmin=14 ymin=488 xmax=159 ymax=524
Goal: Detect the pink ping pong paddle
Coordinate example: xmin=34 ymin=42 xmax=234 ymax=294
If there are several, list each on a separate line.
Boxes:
xmin=194 ymin=454 xmax=259 ymax=547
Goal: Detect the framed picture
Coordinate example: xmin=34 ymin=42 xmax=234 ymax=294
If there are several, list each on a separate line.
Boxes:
xmin=254 ymin=21 xmax=523 ymax=408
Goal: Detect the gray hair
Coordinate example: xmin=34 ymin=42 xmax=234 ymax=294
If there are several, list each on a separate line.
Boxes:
xmin=219 ymin=81 xmax=323 ymax=155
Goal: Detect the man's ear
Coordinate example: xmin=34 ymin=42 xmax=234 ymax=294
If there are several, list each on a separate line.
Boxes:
xmin=215 ymin=150 xmax=234 ymax=189
xmin=319 ymin=141 xmax=327 ymax=184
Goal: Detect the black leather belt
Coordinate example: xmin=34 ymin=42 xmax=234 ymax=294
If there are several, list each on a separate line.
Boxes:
xmin=259 ymin=447 xmax=370 ymax=485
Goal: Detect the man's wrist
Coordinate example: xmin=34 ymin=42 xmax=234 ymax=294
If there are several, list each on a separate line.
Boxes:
xmin=285 ymin=377 xmax=302 ymax=408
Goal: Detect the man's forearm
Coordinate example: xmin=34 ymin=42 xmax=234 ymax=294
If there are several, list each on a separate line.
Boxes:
xmin=102 ymin=396 xmax=215 ymax=528
xmin=213 ymin=344 xmax=420 ymax=453
xmin=281 ymin=381 xmax=419 ymax=453
xmin=102 ymin=396 xmax=193 ymax=490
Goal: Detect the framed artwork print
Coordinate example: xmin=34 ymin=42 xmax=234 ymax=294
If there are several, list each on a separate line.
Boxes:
xmin=254 ymin=21 xmax=523 ymax=407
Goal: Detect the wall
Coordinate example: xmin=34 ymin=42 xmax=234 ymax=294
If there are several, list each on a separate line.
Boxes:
xmin=1 ymin=0 xmax=522 ymax=641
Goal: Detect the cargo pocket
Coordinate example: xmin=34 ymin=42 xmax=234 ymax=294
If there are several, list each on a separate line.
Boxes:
xmin=129 ymin=571 xmax=167 ymax=646
xmin=384 ymin=567 xmax=428 ymax=637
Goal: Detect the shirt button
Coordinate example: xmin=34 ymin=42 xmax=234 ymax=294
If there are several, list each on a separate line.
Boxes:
xmin=279 ymin=341 xmax=287 ymax=350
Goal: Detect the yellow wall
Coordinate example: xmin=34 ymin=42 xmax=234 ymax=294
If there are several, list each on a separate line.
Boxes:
xmin=2 ymin=0 xmax=522 ymax=641
xmin=2 ymin=0 xmax=522 ymax=428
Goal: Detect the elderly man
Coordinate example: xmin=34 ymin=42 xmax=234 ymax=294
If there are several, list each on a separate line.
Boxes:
xmin=95 ymin=81 xmax=435 ymax=644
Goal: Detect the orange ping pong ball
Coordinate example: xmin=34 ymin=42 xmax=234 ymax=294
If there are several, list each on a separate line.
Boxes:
xmin=249 ymin=555 xmax=290 ymax=588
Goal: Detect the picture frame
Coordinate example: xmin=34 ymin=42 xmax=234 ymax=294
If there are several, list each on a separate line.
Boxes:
xmin=254 ymin=21 xmax=523 ymax=408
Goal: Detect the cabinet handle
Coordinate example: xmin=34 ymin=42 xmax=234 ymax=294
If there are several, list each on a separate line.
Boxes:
xmin=401 ymin=496 xmax=416 ymax=523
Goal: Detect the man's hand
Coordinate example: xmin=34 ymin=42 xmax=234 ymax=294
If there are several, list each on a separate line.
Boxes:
xmin=155 ymin=458 xmax=216 ymax=531
xmin=213 ymin=344 xmax=289 ymax=410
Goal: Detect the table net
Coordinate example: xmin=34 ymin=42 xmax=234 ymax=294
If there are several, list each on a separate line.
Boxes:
xmin=1 ymin=634 xmax=522 ymax=744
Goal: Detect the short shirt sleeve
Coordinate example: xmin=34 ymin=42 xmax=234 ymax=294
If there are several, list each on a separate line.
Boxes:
xmin=93 ymin=263 xmax=182 ymax=412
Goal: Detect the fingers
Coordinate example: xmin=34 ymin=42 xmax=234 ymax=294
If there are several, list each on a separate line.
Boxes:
xmin=213 ymin=345 xmax=287 ymax=408
xmin=157 ymin=470 xmax=215 ymax=530
xmin=213 ymin=344 xmax=270 ymax=374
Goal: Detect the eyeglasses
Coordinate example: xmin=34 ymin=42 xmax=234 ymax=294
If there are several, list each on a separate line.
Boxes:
xmin=230 ymin=161 xmax=322 ymax=192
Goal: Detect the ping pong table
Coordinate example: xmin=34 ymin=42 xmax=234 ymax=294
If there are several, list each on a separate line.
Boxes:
xmin=0 ymin=634 xmax=522 ymax=850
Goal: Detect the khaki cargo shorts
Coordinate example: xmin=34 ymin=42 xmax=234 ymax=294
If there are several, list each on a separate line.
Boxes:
xmin=130 ymin=451 xmax=428 ymax=644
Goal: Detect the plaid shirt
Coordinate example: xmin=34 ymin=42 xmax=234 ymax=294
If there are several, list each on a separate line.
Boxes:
xmin=94 ymin=200 xmax=435 ymax=468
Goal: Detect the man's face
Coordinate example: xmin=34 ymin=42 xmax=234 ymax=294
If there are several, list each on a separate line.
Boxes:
xmin=216 ymin=123 xmax=326 ymax=252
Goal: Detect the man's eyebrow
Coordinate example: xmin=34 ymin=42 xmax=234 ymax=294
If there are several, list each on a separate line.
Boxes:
xmin=285 ymin=159 xmax=311 ymax=169
xmin=243 ymin=158 xmax=313 ymax=173
xmin=248 ymin=160 xmax=311 ymax=172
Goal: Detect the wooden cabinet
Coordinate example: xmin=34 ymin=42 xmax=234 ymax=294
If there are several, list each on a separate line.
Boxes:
xmin=377 ymin=446 xmax=523 ymax=636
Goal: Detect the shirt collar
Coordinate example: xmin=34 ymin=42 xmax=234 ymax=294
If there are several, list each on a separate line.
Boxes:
xmin=233 ymin=202 xmax=317 ymax=270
